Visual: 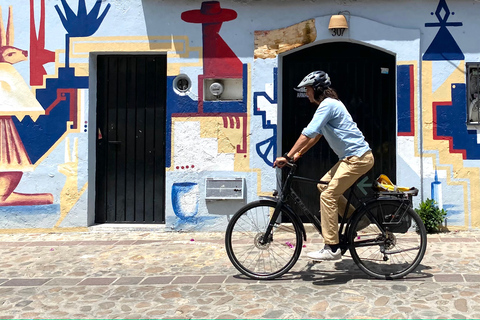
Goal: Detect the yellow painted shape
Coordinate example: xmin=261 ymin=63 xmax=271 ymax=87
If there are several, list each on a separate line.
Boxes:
xmin=74 ymin=40 xmax=177 ymax=53
xmin=71 ymin=36 xmax=190 ymax=55
xmin=199 ymin=117 xmax=243 ymax=153
xmin=421 ymin=61 xmax=480 ymax=227
xmin=0 ymin=80 xmax=11 ymax=92
xmin=55 ymin=137 xmax=88 ymax=228
xmin=0 ymin=227 xmax=88 ymax=234
xmin=0 ymin=63 xmax=45 ymax=121
xmin=67 ymin=36 xmax=202 ymax=76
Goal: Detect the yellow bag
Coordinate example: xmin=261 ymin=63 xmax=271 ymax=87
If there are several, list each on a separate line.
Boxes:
xmin=375 ymin=174 xmax=413 ymax=193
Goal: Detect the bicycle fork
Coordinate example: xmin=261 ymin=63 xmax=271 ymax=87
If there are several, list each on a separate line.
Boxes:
xmin=259 ymin=201 xmax=284 ymax=245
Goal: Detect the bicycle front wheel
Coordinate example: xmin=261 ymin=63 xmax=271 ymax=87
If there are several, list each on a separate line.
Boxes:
xmin=348 ymin=200 xmax=427 ymax=279
xmin=225 ymin=200 xmax=303 ymax=280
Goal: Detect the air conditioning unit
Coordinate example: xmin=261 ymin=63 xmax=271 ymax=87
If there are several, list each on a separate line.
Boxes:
xmin=205 ymin=178 xmax=245 ymax=200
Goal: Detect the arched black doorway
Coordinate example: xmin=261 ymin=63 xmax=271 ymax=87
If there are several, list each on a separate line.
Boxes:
xmin=281 ymin=41 xmax=396 ymax=217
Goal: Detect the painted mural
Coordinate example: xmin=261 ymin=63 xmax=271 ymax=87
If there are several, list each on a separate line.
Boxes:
xmin=170 ymin=0 xmax=480 ymax=230
xmin=422 ymin=0 xmax=480 ymax=228
xmin=0 ymin=0 xmax=108 ymax=231
xmin=0 ymin=5 xmax=52 ymax=208
xmin=0 ymin=0 xmax=479 ymax=232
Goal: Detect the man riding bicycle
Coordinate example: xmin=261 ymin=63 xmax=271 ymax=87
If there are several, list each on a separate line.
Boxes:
xmin=273 ymin=70 xmax=374 ymax=261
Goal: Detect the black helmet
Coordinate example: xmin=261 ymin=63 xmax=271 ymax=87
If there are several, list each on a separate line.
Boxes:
xmin=297 ymin=71 xmax=331 ymax=90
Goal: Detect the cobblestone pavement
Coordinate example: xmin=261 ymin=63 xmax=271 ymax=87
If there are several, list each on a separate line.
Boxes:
xmin=0 ymin=226 xmax=479 ymax=319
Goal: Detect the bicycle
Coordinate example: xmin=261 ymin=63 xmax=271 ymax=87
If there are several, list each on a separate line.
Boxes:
xmin=225 ymin=161 xmax=427 ymax=280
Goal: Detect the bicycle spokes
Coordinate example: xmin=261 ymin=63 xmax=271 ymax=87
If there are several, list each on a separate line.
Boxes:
xmin=225 ymin=200 xmax=303 ymax=279
xmin=350 ymin=203 xmax=427 ymax=279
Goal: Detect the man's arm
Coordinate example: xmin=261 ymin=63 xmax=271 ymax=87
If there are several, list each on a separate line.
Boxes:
xmin=273 ymin=134 xmax=322 ymax=167
xmin=294 ymin=134 xmax=322 ymax=159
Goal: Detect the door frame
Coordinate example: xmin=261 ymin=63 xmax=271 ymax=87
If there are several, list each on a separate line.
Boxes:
xmin=275 ymin=15 xmax=422 ymax=204
xmin=277 ymin=38 xmax=397 ymax=159
xmin=88 ymin=52 xmax=167 ymax=226
xmin=278 ymin=39 xmax=397 ymax=217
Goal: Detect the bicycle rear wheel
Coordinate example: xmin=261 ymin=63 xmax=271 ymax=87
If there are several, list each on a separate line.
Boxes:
xmin=348 ymin=200 xmax=427 ymax=279
xmin=225 ymin=200 xmax=303 ymax=280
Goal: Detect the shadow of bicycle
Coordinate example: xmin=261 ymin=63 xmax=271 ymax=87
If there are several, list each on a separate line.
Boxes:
xmin=254 ymin=258 xmax=432 ymax=285
xmin=230 ymin=257 xmax=433 ymax=285
xmin=305 ymin=258 xmax=433 ymax=285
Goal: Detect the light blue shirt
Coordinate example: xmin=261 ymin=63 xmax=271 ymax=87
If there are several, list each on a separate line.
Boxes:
xmin=301 ymin=98 xmax=371 ymax=160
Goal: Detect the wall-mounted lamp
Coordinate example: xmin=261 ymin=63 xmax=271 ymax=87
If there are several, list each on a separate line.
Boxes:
xmin=328 ymin=13 xmax=348 ymax=37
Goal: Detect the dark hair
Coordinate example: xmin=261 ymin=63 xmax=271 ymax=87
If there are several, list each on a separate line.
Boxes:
xmin=314 ymin=87 xmax=339 ymax=103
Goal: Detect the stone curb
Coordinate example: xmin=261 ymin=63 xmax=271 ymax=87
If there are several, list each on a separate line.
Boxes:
xmin=0 ymin=273 xmax=479 ymax=287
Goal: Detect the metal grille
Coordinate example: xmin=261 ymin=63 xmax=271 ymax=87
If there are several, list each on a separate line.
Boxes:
xmin=205 ymin=178 xmax=245 ymax=200
xmin=467 ymin=63 xmax=480 ymax=124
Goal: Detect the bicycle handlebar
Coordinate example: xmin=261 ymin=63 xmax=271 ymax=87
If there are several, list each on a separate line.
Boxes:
xmin=284 ymin=161 xmax=297 ymax=169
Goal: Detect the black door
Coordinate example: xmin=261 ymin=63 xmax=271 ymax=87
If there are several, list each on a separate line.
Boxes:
xmin=96 ymin=55 xmax=166 ymax=223
xmin=282 ymin=42 xmax=396 ymax=216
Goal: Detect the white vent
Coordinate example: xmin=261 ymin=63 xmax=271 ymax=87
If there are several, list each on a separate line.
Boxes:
xmin=205 ymin=178 xmax=245 ymax=200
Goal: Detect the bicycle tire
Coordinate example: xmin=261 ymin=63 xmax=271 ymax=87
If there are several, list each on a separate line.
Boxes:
xmin=347 ymin=200 xmax=427 ymax=279
xmin=225 ymin=200 xmax=303 ymax=280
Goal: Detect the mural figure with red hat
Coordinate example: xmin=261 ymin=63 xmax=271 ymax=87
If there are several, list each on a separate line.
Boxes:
xmin=181 ymin=1 xmax=242 ymax=79
xmin=181 ymin=1 xmax=244 ymax=113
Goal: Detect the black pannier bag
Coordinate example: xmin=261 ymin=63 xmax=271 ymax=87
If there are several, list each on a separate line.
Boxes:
xmin=369 ymin=200 xmax=412 ymax=233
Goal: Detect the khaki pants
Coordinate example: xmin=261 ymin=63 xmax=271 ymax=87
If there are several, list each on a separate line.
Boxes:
xmin=317 ymin=150 xmax=374 ymax=244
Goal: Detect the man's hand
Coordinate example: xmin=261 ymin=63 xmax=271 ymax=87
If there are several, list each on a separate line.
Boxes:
xmin=273 ymin=157 xmax=288 ymax=168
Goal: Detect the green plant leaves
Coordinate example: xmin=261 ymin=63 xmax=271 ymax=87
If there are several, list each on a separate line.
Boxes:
xmin=415 ymin=198 xmax=447 ymax=233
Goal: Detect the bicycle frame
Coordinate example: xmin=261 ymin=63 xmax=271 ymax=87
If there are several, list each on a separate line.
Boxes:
xmin=261 ymin=162 xmax=407 ymax=250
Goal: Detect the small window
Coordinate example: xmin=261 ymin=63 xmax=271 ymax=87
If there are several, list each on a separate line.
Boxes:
xmin=467 ymin=63 xmax=480 ymax=124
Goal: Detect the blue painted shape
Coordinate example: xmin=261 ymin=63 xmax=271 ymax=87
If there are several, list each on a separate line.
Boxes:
xmin=55 ymin=0 xmax=111 ymax=37
xmin=253 ymin=68 xmax=278 ymax=166
xmin=397 ymin=65 xmax=413 ymax=135
xmin=202 ymin=101 xmax=245 ymax=113
xmin=0 ymin=204 xmax=60 ymax=215
xmin=255 ymin=136 xmax=276 ymax=167
xmin=165 ymin=76 xmax=199 ymax=168
xmin=443 ymin=204 xmax=463 ymax=225
xmin=166 ymin=78 xmax=199 ymax=115
xmin=435 ymin=84 xmax=480 ymax=159
xmin=55 ymin=0 xmax=110 ymax=68
xmin=171 ymin=182 xmax=199 ymax=222
xmin=13 ymin=68 xmax=88 ymax=164
xmin=168 ymin=215 xmax=218 ymax=230
xmin=424 ymin=0 xmax=464 ymax=61
xmin=202 ymin=64 xmax=248 ymax=113
xmin=423 ymin=27 xmax=464 ymax=61
xmin=431 ymin=170 xmax=442 ymax=206
xmin=0 ymin=204 xmax=61 ymax=228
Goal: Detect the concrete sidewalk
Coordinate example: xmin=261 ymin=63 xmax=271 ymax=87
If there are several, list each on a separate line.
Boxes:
xmin=0 ymin=227 xmax=479 ymax=319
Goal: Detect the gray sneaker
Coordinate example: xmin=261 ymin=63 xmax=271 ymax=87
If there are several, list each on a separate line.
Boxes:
xmin=307 ymin=245 xmax=341 ymax=261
